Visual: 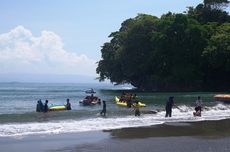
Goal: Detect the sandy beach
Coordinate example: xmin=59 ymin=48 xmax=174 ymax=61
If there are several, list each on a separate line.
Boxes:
xmin=1 ymin=119 xmax=230 ymax=152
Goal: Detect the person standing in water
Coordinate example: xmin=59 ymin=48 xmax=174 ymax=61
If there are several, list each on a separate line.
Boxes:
xmin=44 ymin=100 xmax=49 ymax=113
xmin=195 ymin=96 xmax=203 ymax=112
xmin=100 ymin=100 xmax=106 ymax=116
xmin=194 ymin=96 xmax=203 ymax=116
xmin=36 ymin=99 xmax=43 ymax=112
xmin=66 ymin=98 xmax=71 ymax=110
xmin=165 ymin=96 xmax=174 ymax=117
xmin=134 ymin=101 xmax=140 ymax=116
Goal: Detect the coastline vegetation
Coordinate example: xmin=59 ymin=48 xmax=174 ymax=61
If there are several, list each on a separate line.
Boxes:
xmin=96 ymin=0 xmax=230 ymax=91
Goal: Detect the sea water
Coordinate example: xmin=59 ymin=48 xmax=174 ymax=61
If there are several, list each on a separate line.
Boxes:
xmin=0 ymin=82 xmax=230 ymax=137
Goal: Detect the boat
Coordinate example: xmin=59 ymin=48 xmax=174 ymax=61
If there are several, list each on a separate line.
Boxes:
xmin=48 ymin=104 xmax=67 ymax=111
xmin=79 ymin=95 xmax=101 ymax=106
xmin=115 ymin=96 xmax=146 ymax=107
xmin=214 ymin=94 xmax=230 ymax=103
xmin=36 ymin=101 xmax=67 ymax=112
xmin=85 ymin=88 xmax=96 ymax=94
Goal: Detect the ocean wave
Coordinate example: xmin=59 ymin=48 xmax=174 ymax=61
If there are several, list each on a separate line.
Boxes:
xmin=1 ymin=103 xmax=230 ymax=137
xmin=0 ymin=116 xmax=163 ymax=137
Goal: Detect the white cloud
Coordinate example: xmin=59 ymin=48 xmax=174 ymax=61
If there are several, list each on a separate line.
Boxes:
xmin=0 ymin=26 xmax=97 ymax=76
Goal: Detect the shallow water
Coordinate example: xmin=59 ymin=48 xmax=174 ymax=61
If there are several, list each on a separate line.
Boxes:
xmin=0 ymin=82 xmax=229 ymax=137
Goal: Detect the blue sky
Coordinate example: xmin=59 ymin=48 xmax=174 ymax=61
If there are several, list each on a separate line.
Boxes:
xmin=0 ymin=0 xmax=203 ymax=58
xmin=0 ymin=0 xmax=228 ymax=81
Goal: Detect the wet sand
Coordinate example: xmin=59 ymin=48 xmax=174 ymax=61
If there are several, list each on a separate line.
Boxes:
xmin=1 ymin=119 xmax=230 ymax=152
xmin=0 ymin=131 xmax=109 ymax=152
xmin=72 ymin=136 xmax=230 ymax=152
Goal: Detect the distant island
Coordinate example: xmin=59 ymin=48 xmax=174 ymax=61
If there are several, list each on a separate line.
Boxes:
xmin=96 ymin=0 xmax=230 ymax=91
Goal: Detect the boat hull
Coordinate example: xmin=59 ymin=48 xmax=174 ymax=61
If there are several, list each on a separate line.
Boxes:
xmin=115 ymin=96 xmax=146 ymax=107
xmin=48 ymin=104 xmax=67 ymax=111
xmin=214 ymin=94 xmax=230 ymax=103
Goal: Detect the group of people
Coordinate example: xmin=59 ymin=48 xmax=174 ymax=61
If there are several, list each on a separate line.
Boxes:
xmin=36 ymin=99 xmax=72 ymax=112
xmin=36 ymin=98 xmax=107 ymax=116
xmin=36 ymin=99 xmax=49 ymax=112
xmin=36 ymin=94 xmax=203 ymax=118
xmin=165 ymin=96 xmax=203 ymax=117
xmin=118 ymin=92 xmax=140 ymax=116
xmin=82 ymin=94 xmax=101 ymax=105
xmin=107 ymin=95 xmax=203 ymax=117
xmin=119 ymin=92 xmax=138 ymax=108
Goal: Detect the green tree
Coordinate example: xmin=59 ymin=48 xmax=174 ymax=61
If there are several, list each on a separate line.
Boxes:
xmin=202 ymin=23 xmax=230 ymax=89
xmin=96 ymin=2 xmax=230 ymax=91
xmin=204 ymin=0 xmax=229 ymax=9
xmin=149 ymin=13 xmax=208 ymax=90
xmin=187 ymin=0 xmax=230 ymax=24
xmin=97 ymin=14 xmax=159 ymax=89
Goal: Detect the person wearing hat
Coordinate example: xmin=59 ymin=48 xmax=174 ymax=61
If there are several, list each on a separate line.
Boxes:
xmin=165 ymin=96 xmax=174 ymax=117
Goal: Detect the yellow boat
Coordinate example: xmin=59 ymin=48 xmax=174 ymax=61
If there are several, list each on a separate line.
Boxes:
xmin=48 ymin=104 xmax=67 ymax=111
xmin=115 ymin=96 xmax=146 ymax=107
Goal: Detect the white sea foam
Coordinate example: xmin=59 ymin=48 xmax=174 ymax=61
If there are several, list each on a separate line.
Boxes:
xmin=0 ymin=103 xmax=230 ymax=137
xmin=0 ymin=116 xmax=163 ymax=137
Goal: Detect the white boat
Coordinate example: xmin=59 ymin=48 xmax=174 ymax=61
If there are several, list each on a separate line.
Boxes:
xmin=85 ymin=88 xmax=96 ymax=94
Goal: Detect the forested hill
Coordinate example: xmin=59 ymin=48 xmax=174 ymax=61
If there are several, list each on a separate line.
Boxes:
xmin=96 ymin=0 xmax=230 ymax=91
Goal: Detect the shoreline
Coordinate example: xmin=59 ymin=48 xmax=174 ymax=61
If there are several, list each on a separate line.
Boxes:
xmin=108 ymin=119 xmax=230 ymax=139
xmin=1 ymin=119 xmax=230 ymax=152
xmin=0 ymin=131 xmax=109 ymax=152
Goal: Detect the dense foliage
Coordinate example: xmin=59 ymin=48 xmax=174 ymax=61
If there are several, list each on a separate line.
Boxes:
xmin=96 ymin=0 xmax=230 ymax=91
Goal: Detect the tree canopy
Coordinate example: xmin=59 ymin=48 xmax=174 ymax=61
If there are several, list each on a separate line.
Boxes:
xmin=96 ymin=0 xmax=230 ymax=91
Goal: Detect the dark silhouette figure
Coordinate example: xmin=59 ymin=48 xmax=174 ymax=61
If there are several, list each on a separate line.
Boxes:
xmin=127 ymin=98 xmax=132 ymax=108
xmin=100 ymin=100 xmax=106 ymax=116
xmin=66 ymin=99 xmax=71 ymax=110
xmin=134 ymin=101 xmax=140 ymax=116
xmin=36 ymin=99 xmax=44 ymax=112
xmin=194 ymin=96 xmax=202 ymax=117
xmin=44 ymin=100 xmax=49 ymax=113
xmin=195 ymin=96 xmax=202 ymax=112
xmin=165 ymin=97 xmax=174 ymax=117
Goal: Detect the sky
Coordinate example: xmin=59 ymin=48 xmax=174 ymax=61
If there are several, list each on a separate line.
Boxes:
xmin=0 ymin=0 xmax=227 ymax=82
